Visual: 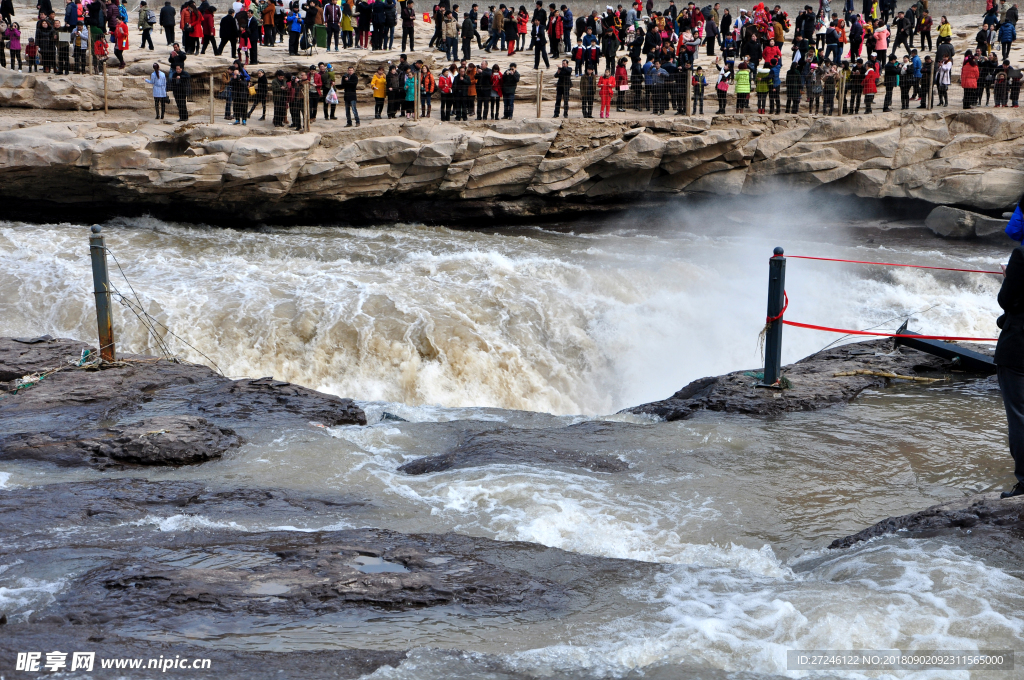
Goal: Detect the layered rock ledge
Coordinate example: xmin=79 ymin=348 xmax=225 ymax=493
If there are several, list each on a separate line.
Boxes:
xmin=0 ymin=477 xmax=664 ymax=678
xmin=0 ymin=336 xmax=365 ymax=468
xmin=626 ymin=339 xmax=986 ymax=421
xmin=1 ymin=110 xmax=1021 ymax=224
xmin=827 ymin=492 xmax=1024 ymax=578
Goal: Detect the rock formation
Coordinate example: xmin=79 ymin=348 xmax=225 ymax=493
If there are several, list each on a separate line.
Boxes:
xmin=0 ymin=336 xmax=365 ymax=468
xmin=399 ymin=420 xmax=634 ymax=474
xmin=1 ymin=110 xmax=1021 ymax=224
xmin=1 ymin=477 xmax=665 ymax=677
xmin=626 ymin=339 xmax=981 ymax=421
xmin=926 ymin=204 xmax=1010 ymax=238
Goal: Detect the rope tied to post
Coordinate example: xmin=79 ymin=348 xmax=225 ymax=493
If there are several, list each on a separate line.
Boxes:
xmin=786 ymin=255 xmax=1002 ymax=276
xmin=758 ymin=290 xmax=788 ymax=371
xmin=766 ymin=290 xmax=789 ymax=325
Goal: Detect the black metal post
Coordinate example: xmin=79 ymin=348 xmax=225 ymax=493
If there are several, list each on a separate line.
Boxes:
xmin=89 ymin=225 xmax=116 ymax=362
xmin=761 ymin=246 xmax=786 ymax=387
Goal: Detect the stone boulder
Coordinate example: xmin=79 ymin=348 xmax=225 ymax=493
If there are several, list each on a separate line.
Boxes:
xmin=925 ymin=205 xmax=1008 ymax=238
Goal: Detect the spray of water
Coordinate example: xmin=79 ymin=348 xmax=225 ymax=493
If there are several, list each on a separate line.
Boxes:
xmin=0 ymin=200 xmax=1004 ymax=414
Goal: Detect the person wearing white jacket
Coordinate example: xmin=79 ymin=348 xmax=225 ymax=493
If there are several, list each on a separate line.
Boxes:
xmin=936 ymin=55 xmax=951 ymax=106
xmin=144 ymin=62 xmax=168 ymax=119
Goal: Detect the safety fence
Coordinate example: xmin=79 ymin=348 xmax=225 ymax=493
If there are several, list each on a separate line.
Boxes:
xmin=4 ymin=58 xmax=1021 ymax=121
xmin=531 ymin=63 xmax=1021 ymax=117
xmin=757 ymin=247 xmax=1001 ymax=387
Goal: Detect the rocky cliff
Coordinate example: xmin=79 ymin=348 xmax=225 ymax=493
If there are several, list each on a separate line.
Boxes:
xmin=1 ymin=110 xmax=1021 ymax=224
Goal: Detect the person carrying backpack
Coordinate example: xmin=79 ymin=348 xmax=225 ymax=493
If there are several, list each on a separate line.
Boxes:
xmin=137 ymin=0 xmax=155 ymax=49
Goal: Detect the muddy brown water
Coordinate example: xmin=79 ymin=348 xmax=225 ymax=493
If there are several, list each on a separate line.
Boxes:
xmin=0 ymin=205 xmax=1021 ymax=678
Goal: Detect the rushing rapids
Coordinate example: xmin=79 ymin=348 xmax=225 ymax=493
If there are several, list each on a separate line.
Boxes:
xmin=0 ymin=205 xmax=1021 ymax=679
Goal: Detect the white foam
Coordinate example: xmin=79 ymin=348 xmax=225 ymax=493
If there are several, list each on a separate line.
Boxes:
xmin=126 ymin=514 xmax=352 ymax=534
xmin=0 ymin=577 xmax=66 ymax=622
xmin=0 ymin=471 xmax=12 ymax=489
xmin=130 ymin=514 xmax=246 ymax=532
xmin=0 ymin=219 xmax=1002 ymax=415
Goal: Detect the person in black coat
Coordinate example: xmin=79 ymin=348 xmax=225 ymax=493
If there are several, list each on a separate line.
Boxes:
xmin=553 ymin=58 xmax=571 ymax=115
xmin=160 ymin=0 xmax=176 ymax=43
xmin=340 ymin=64 xmax=360 ymax=125
xmin=247 ymin=68 xmax=268 ymax=119
xmin=501 ymin=62 xmax=519 ymax=117
xmin=371 ymin=0 xmax=386 ymax=48
xmin=532 ymin=18 xmax=547 ymax=68
xmin=217 ymin=8 xmax=238 ymax=56
xmin=453 ymin=65 xmax=471 ymax=119
xmin=385 ymin=64 xmax=401 ymax=117
xmin=998 ymin=201 xmax=1024 ymax=498
xmin=246 ymin=10 xmax=259 ymax=63
xmin=475 ymin=62 xmax=491 ymax=117
xmin=169 ymin=64 xmax=191 ymax=119
xmin=461 ymin=13 xmax=473 ymax=58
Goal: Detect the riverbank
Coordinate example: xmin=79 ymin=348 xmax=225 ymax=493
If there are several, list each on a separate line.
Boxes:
xmin=0 ymin=322 xmax=1013 ymax=677
xmin=1 ymin=109 xmax=1021 ymax=225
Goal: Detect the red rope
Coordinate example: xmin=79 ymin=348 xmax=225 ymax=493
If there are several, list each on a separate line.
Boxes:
xmin=787 ymin=255 xmax=1001 ymax=276
xmin=782 ymin=319 xmax=999 ymax=342
xmin=767 ymin=291 xmax=788 ymax=324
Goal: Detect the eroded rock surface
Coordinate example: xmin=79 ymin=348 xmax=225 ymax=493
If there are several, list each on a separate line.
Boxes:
xmin=1 ymin=111 xmax=1021 ymax=224
xmin=399 ymin=421 xmax=633 ymax=475
xmin=0 ymin=478 xmax=372 ymax=541
xmin=0 ymin=625 xmax=408 ymax=680
xmin=0 ymin=336 xmax=365 ymax=468
xmin=826 ymin=492 xmax=1024 ymax=579
xmin=626 ymin=339 xmax=965 ymax=421
xmin=0 ymin=479 xmax=660 ymax=646
xmin=925 ymin=205 xmax=1009 ymax=238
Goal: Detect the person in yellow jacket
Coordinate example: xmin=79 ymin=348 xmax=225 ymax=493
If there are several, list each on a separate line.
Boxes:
xmin=371 ymin=65 xmax=387 ymax=118
xmin=938 ymin=15 xmax=952 ymax=44
xmin=342 ymin=0 xmax=354 ymax=48
xmin=734 ymin=57 xmax=751 ymax=112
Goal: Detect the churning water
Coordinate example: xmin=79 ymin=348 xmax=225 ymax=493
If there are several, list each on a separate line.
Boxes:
xmin=0 ymin=203 xmax=1020 ymax=678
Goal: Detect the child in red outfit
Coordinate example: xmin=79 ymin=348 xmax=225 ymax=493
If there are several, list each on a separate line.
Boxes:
xmin=598 ymin=68 xmax=615 ymax=117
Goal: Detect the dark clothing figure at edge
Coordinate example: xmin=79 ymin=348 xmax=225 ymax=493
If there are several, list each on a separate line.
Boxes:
xmin=997 ymin=195 xmax=1024 ymax=498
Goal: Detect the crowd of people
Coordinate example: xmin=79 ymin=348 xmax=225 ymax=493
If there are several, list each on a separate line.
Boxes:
xmin=0 ymin=0 xmax=1021 ymax=118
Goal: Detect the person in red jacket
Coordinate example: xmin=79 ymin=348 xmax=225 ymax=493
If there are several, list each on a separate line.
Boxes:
xmin=960 ymin=54 xmax=980 ymax=108
xmin=421 ymin=65 xmax=436 ymax=117
xmin=438 ymin=66 xmax=453 ymax=120
xmin=614 ymin=56 xmax=628 ymax=111
xmin=489 ymin=64 xmax=502 ymax=119
xmin=598 ymin=67 xmax=615 ymax=117
xmin=200 ymin=6 xmax=216 ymax=54
xmin=547 ymin=10 xmax=563 ymax=58
xmin=113 ymin=16 xmax=129 ymax=67
xmin=862 ymin=59 xmax=878 ymax=112
xmin=92 ymin=36 xmax=107 ymax=72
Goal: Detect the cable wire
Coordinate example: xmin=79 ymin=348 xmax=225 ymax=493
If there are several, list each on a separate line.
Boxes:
xmin=103 ymin=246 xmax=224 ymax=375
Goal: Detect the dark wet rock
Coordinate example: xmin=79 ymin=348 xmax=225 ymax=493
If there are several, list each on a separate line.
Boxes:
xmin=1 ymin=416 xmax=241 ymax=467
xmin=0 ymin=335 xmax=86 ymax=381
xmin=0 ymin=478 xmax=372 ymax=542
xmin=186 ymin=377 xmax=367 ymax=426
xmin=2 ymin=480 xmax=659 ymax=629
xmin=0 ymin=336 xmax=366 ymax=468
xmin=829 ymin=492 xmax=1024 ymax=550
xmin=0 ymin=623 xmax=407 ymax=679
xmin=58 ymin=530 xmax=567 ymax=622
xmin=626 ymin=339 xmax=970 ymax=421
xmin=398 ymin=421 xmax=633 ymax=475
